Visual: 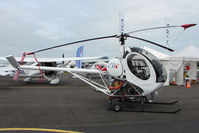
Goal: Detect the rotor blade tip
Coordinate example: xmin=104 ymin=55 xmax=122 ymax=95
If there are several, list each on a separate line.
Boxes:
xmin=170 ymin=49 xmax=175 ymax=52
xmin=181 ymin=24 xmax=197 ymax=29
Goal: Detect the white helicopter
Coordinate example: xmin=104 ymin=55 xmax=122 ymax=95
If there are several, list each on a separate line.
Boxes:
xmin=6 ymin=14 xmax=196 ymax=113
xmin=1 ymin=46 xmax=108 ymax=85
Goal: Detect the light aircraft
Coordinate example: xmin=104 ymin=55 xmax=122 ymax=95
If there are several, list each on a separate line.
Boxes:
xmin=6 ymin=14 xmax=196 ymax=113
xmin=0 ymin=46 xmax=108 ymax=85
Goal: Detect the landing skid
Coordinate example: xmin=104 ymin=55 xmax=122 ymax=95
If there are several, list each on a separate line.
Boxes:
xmin=146 ymin=100 xmax=178 ymax=105
xmin=108 ymin=96 xmax=181 ymax=114
xmin=120 ymin=107 xmax=181 ymax=114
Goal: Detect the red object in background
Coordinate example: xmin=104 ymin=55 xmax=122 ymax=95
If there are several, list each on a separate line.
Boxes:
xmin=186 ymin=66 xmax=190 ymax=71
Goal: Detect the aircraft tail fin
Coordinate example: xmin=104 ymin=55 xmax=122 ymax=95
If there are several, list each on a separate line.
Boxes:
xmin=75 ymin=46 xmax=84 ymax=68
xmin=6 ymin=55 xmax=20 ymax=68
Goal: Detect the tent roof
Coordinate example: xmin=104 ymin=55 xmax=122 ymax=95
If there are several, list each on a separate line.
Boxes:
xmin=171 ymin=45 xmax=199 ymax=61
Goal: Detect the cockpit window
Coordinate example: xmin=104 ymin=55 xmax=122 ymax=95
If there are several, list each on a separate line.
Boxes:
xmin=130 ymin=47 xmax=167 ymax=82
xmin=127 ymin=54 xmax=150 ymax=80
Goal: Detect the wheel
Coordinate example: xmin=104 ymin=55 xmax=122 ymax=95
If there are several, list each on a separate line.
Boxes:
xmin=113 ymin=104 xmax=121 ymax=112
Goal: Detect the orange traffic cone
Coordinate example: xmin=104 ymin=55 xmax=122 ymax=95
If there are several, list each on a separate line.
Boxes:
xmin=186 ymin=80 xmax=191 ymax=88
xmin=172 ymin=75 xmax=176 ymax=85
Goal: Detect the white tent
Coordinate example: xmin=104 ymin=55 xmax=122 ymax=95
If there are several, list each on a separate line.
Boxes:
xmin=172 ymin=45 xmax=199 ymax=61
xmin=142 ymin=45 xmax=199 ymax=86
xmin=170 ymin=45 xmax=199 ymax=85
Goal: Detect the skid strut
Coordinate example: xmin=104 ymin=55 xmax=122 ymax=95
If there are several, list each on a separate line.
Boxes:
xmin=108 ymin=96 xmax=181 ymax=114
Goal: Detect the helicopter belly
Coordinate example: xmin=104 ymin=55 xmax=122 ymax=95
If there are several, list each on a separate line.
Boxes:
xmin=138 ymin=83 xmax=164 ymax=96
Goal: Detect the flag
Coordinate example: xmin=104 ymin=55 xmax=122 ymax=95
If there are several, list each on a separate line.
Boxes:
xmin=75 ymin=46 xmax=84 ymax=68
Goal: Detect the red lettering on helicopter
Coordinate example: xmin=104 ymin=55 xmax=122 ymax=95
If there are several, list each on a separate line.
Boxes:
xmin=96 ymin=65 xmax=102 ymax=70
xmin=96 ymin=65 xmax=107 ymax=71
xmin=108 ymin=63 xmax=119 ymax=69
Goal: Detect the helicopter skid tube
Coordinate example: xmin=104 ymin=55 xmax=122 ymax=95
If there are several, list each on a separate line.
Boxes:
xmin=120 ymin=108 xmax=182 ymax=114
xmin=145 ymin=100 xmax=178 ymax=105
xmin=108 ymin=96 xmax=181 ymax=114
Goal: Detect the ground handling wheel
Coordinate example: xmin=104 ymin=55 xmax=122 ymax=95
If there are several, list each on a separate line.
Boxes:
xmin=109 ymin=98 xmax=122 ymax=112
xmin=112 ymin=104 xmax=122 ymax=112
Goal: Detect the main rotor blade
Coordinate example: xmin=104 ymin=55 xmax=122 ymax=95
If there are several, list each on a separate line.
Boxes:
xmin=126 ymin=24 xmax=196 ymax=34
xmin=32 ymin=35 xmax=117 ymax=54
xmin=127 ymin=35 xmax=174 ymax=52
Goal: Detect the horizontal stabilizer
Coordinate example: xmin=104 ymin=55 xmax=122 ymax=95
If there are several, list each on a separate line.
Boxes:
xmin=6 ymin=55 xmax=20 ymax=68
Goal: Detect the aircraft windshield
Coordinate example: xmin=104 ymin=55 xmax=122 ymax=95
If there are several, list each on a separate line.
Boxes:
xmin=127 ymin=54 xmax=150 ymax=80
xmin=130 ymin=47 xmax=167 ymax=82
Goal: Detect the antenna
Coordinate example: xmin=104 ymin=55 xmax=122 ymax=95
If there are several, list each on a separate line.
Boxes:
xmin=119 ymin=12 xmax=126 ymax=57
xmin=165 ymin=18 xmax=170 ymax=46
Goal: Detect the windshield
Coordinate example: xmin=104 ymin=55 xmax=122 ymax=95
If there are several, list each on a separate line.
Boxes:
xmin=130 ymin=47 xmax=167 ymax=82
xmin=127 ymin=54 xmax=150 ymax=80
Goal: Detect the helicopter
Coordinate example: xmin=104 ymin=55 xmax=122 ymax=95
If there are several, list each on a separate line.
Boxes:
xmin=6 ymin=13 xmax=196 ymax=113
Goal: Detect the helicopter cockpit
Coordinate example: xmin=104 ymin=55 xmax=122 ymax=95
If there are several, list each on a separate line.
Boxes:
xmin=127 ymin=54 xmax=150 ymax=80
xmin=129 ymin=47 xmax=167 ymax=83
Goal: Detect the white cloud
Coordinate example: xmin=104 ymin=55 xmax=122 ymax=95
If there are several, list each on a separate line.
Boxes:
xmin=0 ymin=0 xmax=198 ymax=57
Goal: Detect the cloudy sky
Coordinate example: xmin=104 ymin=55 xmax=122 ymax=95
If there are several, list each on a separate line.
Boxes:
xmin=0 ymin=0 xmax=198 ymax=58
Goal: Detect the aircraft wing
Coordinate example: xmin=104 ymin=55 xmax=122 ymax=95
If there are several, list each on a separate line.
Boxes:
xmin=6 ymin=55 xmax=105 ymax=74
xmin=0 ymin=72 xmax=10 ymax=77
xmin=1 ymin=56 xmax=108 ymax=63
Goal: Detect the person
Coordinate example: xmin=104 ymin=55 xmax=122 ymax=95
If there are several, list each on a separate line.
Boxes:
xmin=184 ymin=69 xmax=190 ymax=87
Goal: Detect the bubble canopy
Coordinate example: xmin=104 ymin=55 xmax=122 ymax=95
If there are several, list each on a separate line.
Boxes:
xmin=127 ymin=47 xmax=167 ymax=83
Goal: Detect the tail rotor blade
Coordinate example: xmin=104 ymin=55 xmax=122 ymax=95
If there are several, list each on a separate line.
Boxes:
xmin=13 ymin=70 xmax=20 ymax=81
xmin=20 ymin=52 xmax=26 ymax=64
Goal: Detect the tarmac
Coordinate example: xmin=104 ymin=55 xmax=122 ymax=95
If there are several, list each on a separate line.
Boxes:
xmin=0 ymin=75 xmax=199 ymax=133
